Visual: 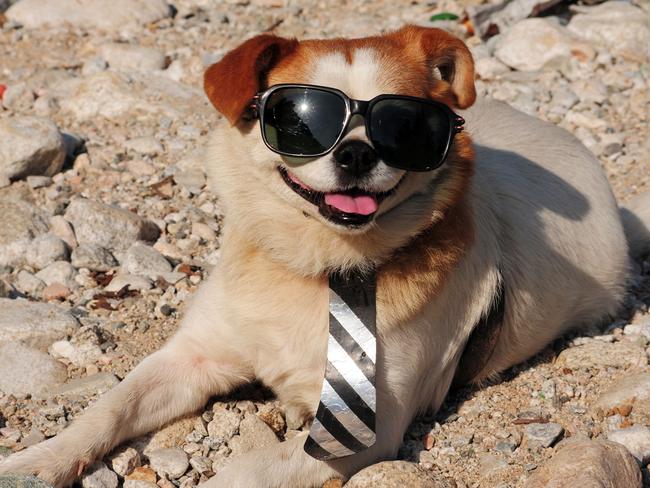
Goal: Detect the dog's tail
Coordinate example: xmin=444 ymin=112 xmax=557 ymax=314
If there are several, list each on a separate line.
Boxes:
xmin=620 ymin=192 xmax=650 ymax=260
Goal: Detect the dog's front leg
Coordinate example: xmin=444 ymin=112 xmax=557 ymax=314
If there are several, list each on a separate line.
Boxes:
xmin=0 ymin=321 xmax=254 ymax=487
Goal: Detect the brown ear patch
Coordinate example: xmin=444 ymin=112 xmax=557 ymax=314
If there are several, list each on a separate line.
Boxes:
xmin=390 ymin=25 xmax=476 ymax=109
xmin=204 ymin=34 xmax=298 ymax=125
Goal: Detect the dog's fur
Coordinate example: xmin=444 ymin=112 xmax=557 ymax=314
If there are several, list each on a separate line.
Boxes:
xmin=1 ymin=26 xmax=649 ymax=487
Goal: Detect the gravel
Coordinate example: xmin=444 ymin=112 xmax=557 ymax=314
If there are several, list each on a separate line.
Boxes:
xmin=0 ymin=0 xmax=648 ymax=486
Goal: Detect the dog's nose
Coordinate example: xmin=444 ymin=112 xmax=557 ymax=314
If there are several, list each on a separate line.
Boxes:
xmin=333 ymin=140 xmax=378 ymax=177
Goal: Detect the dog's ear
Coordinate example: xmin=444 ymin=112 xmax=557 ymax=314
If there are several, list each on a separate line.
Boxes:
xmin=397 ymin=26 xmax=476 ymax=109
xmin=204 ymin=34 xmax=298 ymax=125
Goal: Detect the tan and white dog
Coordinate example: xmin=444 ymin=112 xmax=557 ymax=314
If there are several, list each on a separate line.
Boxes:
xmin=1 ymin=25 xmax=649 ymax=487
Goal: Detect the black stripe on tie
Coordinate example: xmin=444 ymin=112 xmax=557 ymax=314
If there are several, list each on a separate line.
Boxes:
xmin=315 ymin=402 xmax=368 ymax=453
xmin=329 ymin=313 xmax=375 ymax=385
xmin=330 ymin=272 xmax=377 ymax=337
xmin=304 ymin=435 xmax=333 ymax=460
xmin=326 ymin=361 xmax=375 ymax=431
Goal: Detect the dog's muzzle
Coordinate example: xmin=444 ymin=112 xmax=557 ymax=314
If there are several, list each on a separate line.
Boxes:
xmin=304 ymin=271 xmax=377 ymax=460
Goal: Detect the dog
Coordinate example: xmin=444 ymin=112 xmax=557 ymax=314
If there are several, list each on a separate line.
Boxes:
xmin=1 ymin=25 xmax=649 ymax=487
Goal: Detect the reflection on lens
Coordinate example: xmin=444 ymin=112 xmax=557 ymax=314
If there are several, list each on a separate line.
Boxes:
xmin=263 ymin=87 xmax=347 ymax=156
xmin=369 ymin=99 xmax=450 ymax=171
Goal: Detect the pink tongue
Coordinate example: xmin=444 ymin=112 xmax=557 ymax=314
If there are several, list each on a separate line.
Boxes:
xmin=324 ymin=193 xmax=378 ymax=215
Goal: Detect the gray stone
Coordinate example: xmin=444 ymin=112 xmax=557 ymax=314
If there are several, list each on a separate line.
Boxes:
xmin=26 ymin=176 xmax=53 ymax=189
xmin=49 ymin=216 xmax=77 ymax=250
xmin=147 ymin=447 xmax=189 ymax=479
xmin=25 ymin=235 xmax=70 ymax=270
xmin=51 ymin=372 xmax=119 ymax=398
xmin=173 ymin=169 xmax=206 ymax=194
xmin=0 ymin=475 xmax=53 ymax=488
xmin=568 ymin=1 xmax=650 ymax=62
xmin=524 ymin=423 xmax=564 ymax=448
xmin=0 ymin=199 xmax=49 ymax=266
xmin=124 ymin=137 xmax=163 ymax=157
xmin=228 ymin=414 xmax=279 ymax=456
xmin=65 ymin=198 xmax=159 ymax=253
xmin=188 ymin=456 xmax=212 ymax=474
xmin=207 ymin=408 xmax=241 ymax=443
xmin=0 ymin=298 xmax=78 ymax=349
xmin=81 ymin=461 xmax=118 ymax=488
xmin=107 ymin=446 xmax=140 ymax=477
xmin=35 ymin=261 xmax=76 ymax=288
xmin=1 ymin=82 xmax=35 ymax=112
xmin=345 ymin=460 xmax=454 ymax=488
xmin=103 ymin=273 xmax=152 ymax=292
xmin=59 ymin=72 xmax=208 ymax=122
xmin=100 ymin=44 xmax=166 ymax=73
xmin=120 ymin=242 xmax=171 ymax=279
xmin=71 ymin=244 xmax=117 ymax=272
xmin=0 ymin=341 xmax=67 ymax=395
xmin=14 ymin=270 xmax=46 ymax=297
xmin=525 ymin=439 xmax=641 ymax=488
xmin=6 ymin=0 xmax=172 ymax=30
xmin=49 ymin=340 xmax=102 ymax=367
xmin=495 ymin=439 xmax=518 ymax=454
xmin=556 ymin=341 xmax=647 ymax=369
xmin=624 ymin=323 xmax=650 ymax=340
xmin=608 ymin=425 xmax=650 ymax=465
xmin=0 ymin=117 xmax=66 ymax=181
xmin=494 ymin=18 xmax=572 ymax=72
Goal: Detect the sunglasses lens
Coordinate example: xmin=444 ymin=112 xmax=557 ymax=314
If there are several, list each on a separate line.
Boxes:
xmin=263 ymin=87 xmax=347 ymax=156
xmin=369 ymin=99 xmax=451 ymax=171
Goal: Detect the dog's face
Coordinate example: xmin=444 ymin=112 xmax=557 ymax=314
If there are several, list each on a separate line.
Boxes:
xmin=203 ymin=26 xmax=476 ymax=273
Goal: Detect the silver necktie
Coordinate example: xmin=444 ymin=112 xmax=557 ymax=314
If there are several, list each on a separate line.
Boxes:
xmin=304 ymin=271 xmax=377 ymax=460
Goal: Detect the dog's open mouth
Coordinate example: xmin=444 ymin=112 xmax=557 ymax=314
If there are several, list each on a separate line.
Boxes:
xmin=278 ymin=166 xmax=398 ymax=227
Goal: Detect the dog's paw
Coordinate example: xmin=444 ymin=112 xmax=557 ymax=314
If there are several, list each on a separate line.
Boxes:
xmin=0 ymin=439 xmax=89 ymax=488
xmin=283 ymin=404 xmax=313 ymax=431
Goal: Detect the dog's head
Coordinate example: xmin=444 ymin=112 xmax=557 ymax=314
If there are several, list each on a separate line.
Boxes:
xmin=204 ymin=26 xmax=475 ymax=274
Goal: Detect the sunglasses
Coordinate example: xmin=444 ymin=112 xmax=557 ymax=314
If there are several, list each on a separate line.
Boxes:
xmin=250 ymin=84 xmax=465 ymax=172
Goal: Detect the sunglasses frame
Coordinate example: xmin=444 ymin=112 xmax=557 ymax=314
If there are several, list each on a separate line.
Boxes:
xmin=250 ymin=83 xmax=465 ymax=172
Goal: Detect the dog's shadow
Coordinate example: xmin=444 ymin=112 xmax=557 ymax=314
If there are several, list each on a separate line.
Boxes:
xmin=396 ymin=143 xmax=649 ymax=469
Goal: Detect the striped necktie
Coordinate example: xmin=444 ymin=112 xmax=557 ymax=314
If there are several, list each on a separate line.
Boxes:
xmin=304 ymin=271 xmax=377 ymax=460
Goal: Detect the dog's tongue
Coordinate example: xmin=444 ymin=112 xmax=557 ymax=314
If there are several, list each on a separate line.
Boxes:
xmin=324 ymin=193 xmax=378 ymax=215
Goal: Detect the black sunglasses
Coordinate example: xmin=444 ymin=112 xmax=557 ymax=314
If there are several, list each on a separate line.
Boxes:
xmin=250 ymin=84 xmax=464 ymax=172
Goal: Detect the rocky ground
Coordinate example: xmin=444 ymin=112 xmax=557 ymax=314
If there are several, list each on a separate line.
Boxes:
xmin=0 ymin=0 xmax=649 ymax=487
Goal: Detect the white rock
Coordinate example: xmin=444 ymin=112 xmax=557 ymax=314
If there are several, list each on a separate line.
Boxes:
xmin=65 ymin=198 xmax=159 ymax=253
xmin=0 ymin=116 xmax=66 ymax=181
xmin=100 ymin=43 xmax=167 ymax=73
xmin=1 ymin=82 xmax=35 ymax=111
xmin=124 ymin=137 xmax=163 ymax=157
xmin=228 ymin=414 xmax=279 ymax=456
xmin=103 ymin=273 xmax=152 ymax=292
xmin=26 ymin=175 xmax=53 ymax=189
xmin=50 ymin=340 xmax=103 ymax=367
xmin=0 ymin=341 xmax=67 ymax=395
xmin=495 ymin=18 xmax=572 ymax=71
xmin=173 ymin=169 xmax=206 ymax=194
xmin=81 ymin=461 xmax=118 ymax=488
xmin=147 ymin=447 xmax=189 ymax=479
xmin=0 ymin=298 xmax=78 ymax=349
xmin=35 ymin=261 xmax=77 ymax=288
xmin=108 ymin=446 xmax=140 ymax=477
xmin=49 ymin=215 xmax=78 ymax=249
xmin=6 ymin=0 xmax=172 ymax=30
xmin=120 ymin=242 xmax=172 ymax=279
xmin=14 ymin=269 xmax=46 ymax=297
xmin=475 ymin=57 xmax=510 ymax=80
xmin=59 ymin=71 xmax=208 ymax=122
xmin=608 ymin=426 xmax=650 ymax=465
xmin=25 ymin=234 xmax=70 ymax=270
xmin=568 ymin=1 xmax=650 ymax=62
xmin=71 ymin=244 xmax=118 ymax=272
xmin=52 ymin=372 xmax=119 ymax=398
xmin=624 ymin=323 xmax=650 ymax=341
xmin=207 ymin=408 xmax=241 ymax=442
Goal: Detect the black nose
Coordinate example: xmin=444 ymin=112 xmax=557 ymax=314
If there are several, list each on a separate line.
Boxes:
xmin=333 ymin=140 xmax=378 ymax=177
